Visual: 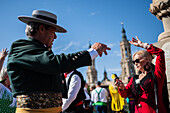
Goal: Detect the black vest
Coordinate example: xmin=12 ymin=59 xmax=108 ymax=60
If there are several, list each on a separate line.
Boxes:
xmin=65 ymin=70 xmax=86 ymax=111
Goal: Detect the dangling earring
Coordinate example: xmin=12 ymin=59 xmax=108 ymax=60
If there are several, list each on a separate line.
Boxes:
xmin=144 ymin=62 xmax=150 ymax=72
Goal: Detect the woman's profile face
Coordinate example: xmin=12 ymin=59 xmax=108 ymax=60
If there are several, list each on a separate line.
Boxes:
xmin=133 ymin=54 xmax=147 ymax=72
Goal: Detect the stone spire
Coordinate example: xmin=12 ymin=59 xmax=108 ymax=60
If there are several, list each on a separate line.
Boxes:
xmin=119 ymin=23 xmax=136 ymax=84
xmin=121 ymin=22 xmax=128 ymax=42
xmin=88 ymin=40 xmax=91 ymax=48
xmin=101 ymin=67 xmax=111 ymax=86
xmin=86 ymin=41 xmax=97 ymax=85
xmin=103 ymin=67 xmax=110 ymax=81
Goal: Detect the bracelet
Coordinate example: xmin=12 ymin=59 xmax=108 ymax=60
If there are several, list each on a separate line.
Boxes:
xmin=143 ymin=43 xmax=149 ymax=49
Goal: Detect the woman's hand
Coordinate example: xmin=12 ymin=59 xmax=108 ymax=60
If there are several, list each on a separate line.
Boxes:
xmin=129 ymin=36 xmax=150 ymax=49
xmin=0 ymin=48 xmax=9 ymax=60
xmin=115 ymin=80 xmax=125 ymax=90
xmin=129 ymin=36 xmax=143 ymax=47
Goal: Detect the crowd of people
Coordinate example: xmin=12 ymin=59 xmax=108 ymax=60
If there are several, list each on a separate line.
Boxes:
xmin=0 ymin=9 xmax=169 ymax=113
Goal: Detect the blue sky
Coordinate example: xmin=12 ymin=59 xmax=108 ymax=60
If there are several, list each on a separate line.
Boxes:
xmin=1 ymin=0 xmax=164 ymax=81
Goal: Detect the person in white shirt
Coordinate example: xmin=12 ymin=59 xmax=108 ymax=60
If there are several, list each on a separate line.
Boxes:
xmin=62 ymin=70 xmax=86 ymax=113
xmin=91 ymin=81 xmax=108 ymax=113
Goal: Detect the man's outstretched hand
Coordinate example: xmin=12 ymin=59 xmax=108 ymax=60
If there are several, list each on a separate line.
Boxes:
xmin=91 ymin=42 xmax=111 ymax=57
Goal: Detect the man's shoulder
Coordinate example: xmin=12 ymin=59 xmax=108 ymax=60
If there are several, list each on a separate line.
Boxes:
xmin=11 ymin=38 xmax=46 ymax=51
xmin=12 ymin=38 xmax=43 ymax=45
xmin=102 ymin=88 xmax=108 ymax=92
xmin=70 ymin=70 xmax=84 ymax=80
xmin=12 ymin=39 xmax=26 ymax=43
xmin=92 ymin=87 xmax=100 ymax=92
xmin=96 ymin=87 xmax=102 ymax=90
xmin=70 ymin=74 xmax=81 ymax=80
xmin=91 ymin=87 xmax=105 ymax=94
xmin=97 ymin=87 xmax=107 ymax=92
xmin=91 ymin=89 xmax=96 ymax=94
xmin=13 ymin=38 xmax=30 ymax=42
xmin=11 ymin=39 xmax=33 ymax=46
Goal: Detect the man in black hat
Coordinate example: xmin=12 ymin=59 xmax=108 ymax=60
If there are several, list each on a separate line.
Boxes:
xmin=7 ymin=10 xmax=111 ymax=113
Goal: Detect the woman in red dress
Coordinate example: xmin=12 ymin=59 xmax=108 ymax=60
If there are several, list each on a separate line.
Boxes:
xmin=116 ymin=36 xmax=168 ymax=113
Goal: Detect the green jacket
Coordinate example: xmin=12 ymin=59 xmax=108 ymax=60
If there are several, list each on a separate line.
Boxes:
xmin=7 ymin=38 xmax=92 ymax=97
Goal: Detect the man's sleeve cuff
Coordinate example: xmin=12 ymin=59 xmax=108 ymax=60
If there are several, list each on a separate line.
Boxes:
xmin=87 ymin=48 xmax=98 ymax=60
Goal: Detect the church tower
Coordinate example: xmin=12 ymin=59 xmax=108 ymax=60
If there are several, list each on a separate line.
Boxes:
xmin=101 ymin=67 xmax=111 ymax=86
xmin=119 ymin=23 xmax=135 ymax=83
xmin=103 ymin=68 xmax=109 ymax=81
xmin=86 ymin=41 xmax=97 ymax=85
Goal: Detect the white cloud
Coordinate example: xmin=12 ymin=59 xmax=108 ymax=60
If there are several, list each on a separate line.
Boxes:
xmin=62 ymin=42 xmax=73 ymax=52
xmin=61 ymin=41 xmax=80 ymax=52
xmin=53 ymin=46 xmax=62 ymax=51
xmin=91 ymin=12 xmax=96 ymax=16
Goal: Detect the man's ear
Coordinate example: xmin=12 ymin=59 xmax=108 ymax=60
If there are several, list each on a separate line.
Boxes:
xmin=39 ymin=25 xmax=45 ymax=33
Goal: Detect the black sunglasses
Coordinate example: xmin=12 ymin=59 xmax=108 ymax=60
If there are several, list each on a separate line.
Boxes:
xmin=132 ymin=59 xmax=140 ymax=64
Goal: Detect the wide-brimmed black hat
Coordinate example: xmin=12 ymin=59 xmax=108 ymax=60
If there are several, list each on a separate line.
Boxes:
xmin=18 ymin=10 xmax=67 ymax=33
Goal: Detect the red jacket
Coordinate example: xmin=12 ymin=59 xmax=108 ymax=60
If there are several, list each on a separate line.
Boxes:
xmin=119 ymin=44 xmax=167 ymax=113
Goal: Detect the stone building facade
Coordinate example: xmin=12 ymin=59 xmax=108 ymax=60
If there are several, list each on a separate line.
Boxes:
xmin=149 ymin=0 xmax=170 ymax=100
